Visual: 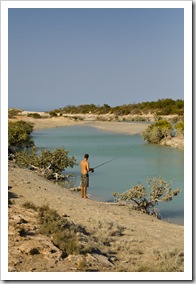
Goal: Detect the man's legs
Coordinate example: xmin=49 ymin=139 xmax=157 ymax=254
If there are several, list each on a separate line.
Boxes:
xmin=83 ymin=186 xmax=88 ymax=198
xmin=81 ymin=186 xmax=84 ymax=198
xmin=81 ymin=175 xmax=89 ymax=198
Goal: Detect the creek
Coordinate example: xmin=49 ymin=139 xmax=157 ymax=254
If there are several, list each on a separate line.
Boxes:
xmin=32 ymin=125 xmax=184 ymax=225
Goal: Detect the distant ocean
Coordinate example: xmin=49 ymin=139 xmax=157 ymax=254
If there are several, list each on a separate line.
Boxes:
xmin=32 ymin=125 xmax=184 ymax=225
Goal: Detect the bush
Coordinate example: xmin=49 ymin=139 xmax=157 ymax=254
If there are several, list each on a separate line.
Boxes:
xmin=8 ymin=108 xmax=23 ymax=118
xmin=113 ymin=177 xmax=181 ymax=218
xmin=48 ymin=110 xmax=58 ymax=117
xmin=15 ymin=147 xmax=77 ymax=175
xmin=175 ymin=121 xmax=184 ymax=136
xmin=38 ymin=205 xmax=81 ymax=255
xmin=8 ymin=120 xmax=34 ymax=148
xmin=142 ymin=120 xmax=172 ymax=144
xmin=27 ymin=113 xmax=41 ymax=119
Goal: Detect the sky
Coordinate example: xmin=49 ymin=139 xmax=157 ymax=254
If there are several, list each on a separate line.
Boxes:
xmin=8 ymin=7 xmax=184 ymax=111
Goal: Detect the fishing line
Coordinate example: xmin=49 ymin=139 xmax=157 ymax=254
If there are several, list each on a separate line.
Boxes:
xmin=93 ymin=157 xmax=119 ymax=170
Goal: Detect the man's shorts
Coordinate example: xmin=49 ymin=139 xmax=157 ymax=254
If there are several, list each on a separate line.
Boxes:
xmin=81 ymin=174 xmax=89 ymax=187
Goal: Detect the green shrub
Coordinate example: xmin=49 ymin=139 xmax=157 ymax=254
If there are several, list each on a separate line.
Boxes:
xmin=142 ymin=119 xmax=172 ymax=143
xmin=175 ymin=121 xmax=184 ymax=136
xmin=15 ymin=147 xmax=77 ymax=174
xmin=8 ymin=108 xmax=22 ymax=118
xmin=8 ymin=120 xmax=34 ymax=148
xmin=38 ymin=205 xmax=81 ymax=255
xmin=48 ymin=110 xmax=58 ymax=117
xmin=52 ymin=231 xmax=80 ymax=255
xmin=27 ymin=113 xmax=41 ymax=119
xmin=14 ymin=147 xmax=39 ymax=168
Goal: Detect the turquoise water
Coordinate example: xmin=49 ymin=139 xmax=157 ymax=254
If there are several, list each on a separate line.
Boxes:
xmin=32 ymin=125 xmax=184 ymax=225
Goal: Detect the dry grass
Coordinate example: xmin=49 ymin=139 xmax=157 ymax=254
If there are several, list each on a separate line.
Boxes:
xmin=22 ymin=201 xmax=38 ymax=211
xmin=135 ymin=249 xmax=184 ymax=272
xmin=9 ymin=200 xmax=184 ymax=272
xmin=37 ymin=204 xmax=82 ymax=255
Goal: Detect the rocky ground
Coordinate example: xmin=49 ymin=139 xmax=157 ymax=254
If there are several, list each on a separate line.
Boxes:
xmin=160 ymin=136 xmax=184 ymax=149
xmin=8 ymin=162 xmax=184 ymax=273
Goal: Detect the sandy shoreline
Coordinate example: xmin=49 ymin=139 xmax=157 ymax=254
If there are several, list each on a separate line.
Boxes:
xmin=10 ymin=114 xmax=184 ymax=149
xmin=8 ymin=163 xmax=184 ymax=272
xmin=10 ymin=114 xmax=149 ymax=135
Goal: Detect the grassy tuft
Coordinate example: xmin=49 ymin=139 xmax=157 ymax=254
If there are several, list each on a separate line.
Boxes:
xmin=135 ymin=248 xmax=184 ymax=272
xmin=37 ymin=204 xmax=87 ymax=256
xmin=22 ymin=201 xmax=38 ymax=211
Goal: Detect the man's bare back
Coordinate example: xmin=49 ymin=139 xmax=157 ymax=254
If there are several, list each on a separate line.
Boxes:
xmin=80 ymin=159 xmax=90 ymax=175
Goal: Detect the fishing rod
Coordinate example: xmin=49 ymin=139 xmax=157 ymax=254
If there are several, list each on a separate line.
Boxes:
xmin=93 ymin=157 xmax=119 ymax=170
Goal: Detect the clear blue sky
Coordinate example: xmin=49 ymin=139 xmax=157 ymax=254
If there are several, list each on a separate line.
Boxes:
xmin=8 ymin=8 xmax=184 ymax=111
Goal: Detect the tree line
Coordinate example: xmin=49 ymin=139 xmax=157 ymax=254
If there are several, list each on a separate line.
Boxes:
xmin=53 ymin=99 xmax=184 ymax=115
xmin=48 ymin=99 xmax=183 ymax=116
xmin=8 ymin=99 xmax=184 ymax=119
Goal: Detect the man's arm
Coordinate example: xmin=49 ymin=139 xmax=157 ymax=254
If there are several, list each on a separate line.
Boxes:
xmin=86 ymin=161 xmax=90 ymax=172
xmin=87 ymin=161 xmax=94 ymax=172
xmin=89 ymin=163 xmax=94 ymax=172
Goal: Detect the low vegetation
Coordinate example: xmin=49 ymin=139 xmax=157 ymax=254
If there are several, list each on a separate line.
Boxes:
xmin=8 ymin=120 xmax=34 ymax=148
xmin=135 ymin=248 xmax=184 ymax=272
xmin=22 ymin=201 xmax=38 ymax=211
xmin=8 ymin=120 xmax=77 ymax=180
xmin=47 ymin=99 xmax=184 ymax=117
xmin=142 ymin=119 xmax=172 ymax=144
xmin=113 ymin=177 xmax=181 ymax=219
xmin=27 ymin=113 xmax=42 ymax=119
xmin=142 ymin=119 xmax=184 ymax=144
xmin=8 ymin=108 xmax=23 ymax=118
xmin=38 ymin=204 xmax=83 ymax=256
xmin=175 ymin=121 xmax=184 ymax=136
xmin=14 ymin=147 xmax=77 ymax=180
xmin=16 ymin=201 xmax=184 ymax=272
xmin=21 ymin=203 xmax=108 ymax=258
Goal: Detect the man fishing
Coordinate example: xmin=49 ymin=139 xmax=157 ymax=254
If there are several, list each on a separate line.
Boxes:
xmin=80 ymin=155 xmax=118 ymax=198
xmin=80 ymin=154 xmax=94 ymax=198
